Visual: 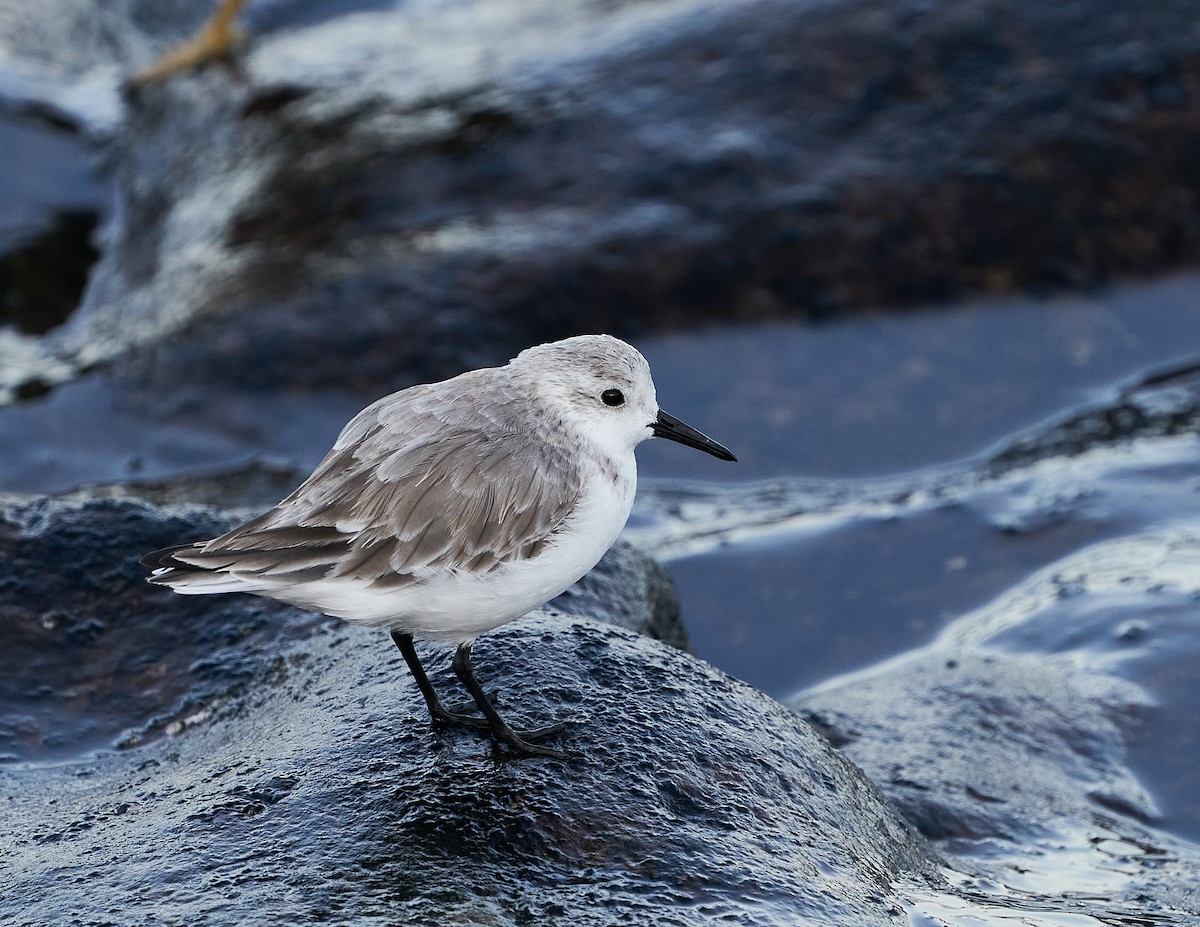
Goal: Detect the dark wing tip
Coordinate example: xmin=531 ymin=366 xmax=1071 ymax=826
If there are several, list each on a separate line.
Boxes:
xmin=140 ymin=542 xmax=202 ymax=572
xmin=140 ymin=546 xmax=175 ymax=569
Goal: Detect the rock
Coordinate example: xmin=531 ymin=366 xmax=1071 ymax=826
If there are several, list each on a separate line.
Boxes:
xmin=0 ymin=494 xmax=313 ymax=762
xmin=987 ymin=360 xmax=1200 ymax=475
xmin=0 ymin=491 xmax=688 ymax=763
xmin=551 ymin=537 xmax=691 ymax=652
xmin=1 ymin=622 xmax=942 ymax=925
xmin=797 ymin=651 xmax=1200 ymax=920
xmin=790 ymin=526 xmax=1200 ymax=921
xmin=796 ymin=650 xmax=1155 ymax=842
xmin=75 ymin=458 xmax=309 ymax=510
xmin=0 ymin=493 xmax=940 ymax=926
xmin=5 ymin=0 xmax=1200 ymax=401
xmin=0 ymin=113 xmax=108 ymax=400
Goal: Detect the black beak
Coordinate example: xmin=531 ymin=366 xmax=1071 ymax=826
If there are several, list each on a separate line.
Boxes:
xmin=650 ymin=409 xmax=737 ymax=461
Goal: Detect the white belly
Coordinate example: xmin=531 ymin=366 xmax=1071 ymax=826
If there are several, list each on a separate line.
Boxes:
xmin=266 ymin=465 xmax=637 ymax=642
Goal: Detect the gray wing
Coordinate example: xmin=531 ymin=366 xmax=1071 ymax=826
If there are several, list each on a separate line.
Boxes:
xmin=169 ymin=387 xmax=583 ymax=587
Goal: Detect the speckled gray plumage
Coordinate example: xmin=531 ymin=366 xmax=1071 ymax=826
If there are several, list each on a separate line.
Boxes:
xmin=158 ymin=365 xmax=587 ymax=587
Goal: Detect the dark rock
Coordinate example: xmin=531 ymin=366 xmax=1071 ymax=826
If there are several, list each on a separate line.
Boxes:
xmin=0 ymin=499 xmax=940 ymax=925
xmin=988 ymin=361 xmax=1200 ymax=475
xmin=0 ymin=210 xmax=101 ymax=336
xmin=795 ymin=650 xmax=1153 ymax=842
xmin=795 ymin=650 xmax=1200 ymax=917
xmin=78 ymin=458 xmax=309 ymax=509
xmin=0 ymin=495 xmax=313 ymax=762
xmin=0 ymin=492 xmax=688 ymax=764
xmin=789 ymin=528 xmax=1200 ymax=920
xmin=550 ymin=537 xmax=691 ymax=653
xmin=0 ymin=113 xmax=108 ymax=399
xmin=6 ymin=0 xmax=1196 ymax=400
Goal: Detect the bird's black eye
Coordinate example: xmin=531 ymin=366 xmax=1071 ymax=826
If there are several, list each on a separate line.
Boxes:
xmin=601 ymin=388 xmax=625 ymax=407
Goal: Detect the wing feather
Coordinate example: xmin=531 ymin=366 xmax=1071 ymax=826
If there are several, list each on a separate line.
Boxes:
xmin=173 ymin=388 xmax=583 ymax=589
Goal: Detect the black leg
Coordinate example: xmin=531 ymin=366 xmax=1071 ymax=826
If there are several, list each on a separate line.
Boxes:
xmin=390 ymin=630 xmax=488 ymax=731
xmin=452 ymin=641 xmax=568 ymax=759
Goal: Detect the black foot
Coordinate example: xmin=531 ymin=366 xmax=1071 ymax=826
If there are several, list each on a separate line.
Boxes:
xmin=452 ymin=642 xmax=570 ymax=760
xmin=429 ymin=703 xmax=490 ymax=731
xmin=392 ymin=630 xmax=570 ymax=759
xmin=492 ymin=728 xmax=570 ymax=760
xmin=392 ymin=630 xmax=489 ymax=730
xmin=439 ymin=701 xmax=568 ymax=749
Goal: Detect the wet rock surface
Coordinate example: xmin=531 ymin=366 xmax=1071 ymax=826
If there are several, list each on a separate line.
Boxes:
xmin=618 ymin=313 xmax=1200 ymax=921
xmin=0 ymin=497 xmax=938 ymax=926
xmin=0 ymin=495 xmax=326 ymax=762
xmin=788 ymin=529 xmax=1200 ymax=921
xmin=798 ymin=651 xmax=1154 ymax=843
xmin=0 ymin=493 xmax=688 ymax=764
xmin=986 ymin=359 xmax=1200 ymax=475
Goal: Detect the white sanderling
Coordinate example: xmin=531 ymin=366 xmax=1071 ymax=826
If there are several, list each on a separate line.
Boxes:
xmin=142 ymin=335 xmax=735 ymax=758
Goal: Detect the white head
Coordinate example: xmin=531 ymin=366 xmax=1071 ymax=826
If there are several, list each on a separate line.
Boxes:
xmin=510 ymin=335 xmax=736 ymax=462
xmin=512 ymin=335 xmax=658 ymax=456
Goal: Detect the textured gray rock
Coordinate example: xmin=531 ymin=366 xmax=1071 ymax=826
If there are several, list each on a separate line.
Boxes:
xmin=1 ymin=621 xmax=941 ymax=926
xmin=797 ymin=650 xmax=1154 ymax=842
xmin=791 ymin=527 xmax=1200 ymax=921
xmin=552 ymin=537 xmax=690 ymax=652
xmin=986 ymin=359 xmax=1200 ymax=476
xmin=0 ymin=493 xmax=688 ymax=763
xmin=0 ymin=495 xmax=323 ymax=762
xmin=0 ymin=493 xmax=939 ymax=926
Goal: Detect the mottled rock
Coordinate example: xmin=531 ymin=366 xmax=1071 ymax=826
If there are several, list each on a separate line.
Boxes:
xmin=987 ymin=360 xmax=1200 ymax=475
xmin=791 ymin=526 xmax=1200 ymax=920
xmin=0 ymin=492 xmax=688 ymax=764
xmin=797 ymin=650 xmax=1154 ymax=842
xmin=0 ymin=497 xmax=939 ymax=926
xmin=0 ymin=112 xmax=108 ymax=398
xmin=0 ymin=495 xmax=317 ymax=762
xmin=552 ymin=537 xmax=690 ymax=652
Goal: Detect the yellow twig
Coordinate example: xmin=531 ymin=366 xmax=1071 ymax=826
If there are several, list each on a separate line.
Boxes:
xmin=128 ymin=0 xmax=249 ymax=89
